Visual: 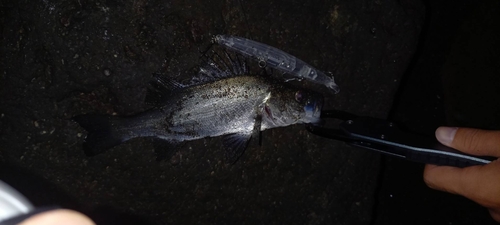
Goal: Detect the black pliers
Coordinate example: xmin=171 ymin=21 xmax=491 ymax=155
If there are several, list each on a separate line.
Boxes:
xmin=307 ymin=110 xmax=495 ymax=168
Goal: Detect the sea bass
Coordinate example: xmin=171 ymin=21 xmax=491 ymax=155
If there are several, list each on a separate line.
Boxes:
xmin=74 ymin=74 xmax=323 ymax=162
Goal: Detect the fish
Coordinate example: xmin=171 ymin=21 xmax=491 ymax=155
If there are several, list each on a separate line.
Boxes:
xmin=213 ymin=34 xmax=340 ymax=94
xmin=73 ymin=51 xmax=324 ymax=162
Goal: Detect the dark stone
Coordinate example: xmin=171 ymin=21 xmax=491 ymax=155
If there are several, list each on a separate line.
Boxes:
xmin=0 ymin=0 xmax=424 ymax=224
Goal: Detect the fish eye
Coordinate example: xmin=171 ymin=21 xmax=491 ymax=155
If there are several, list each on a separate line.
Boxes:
xmin=295 ymin=91 xmax=303 ymax=103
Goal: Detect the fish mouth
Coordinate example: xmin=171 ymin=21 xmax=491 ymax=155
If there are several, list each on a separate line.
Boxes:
xmin=304 ymin=95 xmax=323 ymax=123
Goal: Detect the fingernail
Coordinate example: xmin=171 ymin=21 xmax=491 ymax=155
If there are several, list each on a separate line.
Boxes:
xmin=435 ymin=127 xmax=458 ymax=146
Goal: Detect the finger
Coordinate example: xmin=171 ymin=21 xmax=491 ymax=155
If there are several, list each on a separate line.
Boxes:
xmin=489 ymin=209 xmax=500 ymax=222
xmin=424 ymin=161 xmax=500 ymax=207
xmin=424 ymin=164 xmax=464 ymax=194
xmin=436 ymin=127 xmax=500 ymax=157
xmin=19 ymin=209 xmax=95 ymax=225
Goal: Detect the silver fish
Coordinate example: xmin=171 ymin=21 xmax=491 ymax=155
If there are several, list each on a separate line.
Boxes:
xmin=213 ymin=35 xmax=340 ymax=94
xmin=74 ymin=70 xmax=323 ymax=162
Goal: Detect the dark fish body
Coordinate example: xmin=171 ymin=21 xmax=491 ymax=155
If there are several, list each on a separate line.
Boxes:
xmin=74 ymin=49 xmax=323 ymax=161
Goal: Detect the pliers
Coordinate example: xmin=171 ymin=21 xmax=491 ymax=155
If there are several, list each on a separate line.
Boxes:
xmin=307 ymin=110 xmax=495 ymax=168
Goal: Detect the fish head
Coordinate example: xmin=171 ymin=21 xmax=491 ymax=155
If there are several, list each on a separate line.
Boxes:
xmin=262 ymin=88 xmax=323 ymax=128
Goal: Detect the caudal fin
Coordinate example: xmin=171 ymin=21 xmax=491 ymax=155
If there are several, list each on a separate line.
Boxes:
xmin=72 ymin=114 xmax=125 ymax=156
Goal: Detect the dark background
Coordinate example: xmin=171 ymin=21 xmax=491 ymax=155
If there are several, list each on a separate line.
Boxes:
xmin=0 ymin=0 xmax=499 ymax=224
xmin=376 ymin=0 xmax=500 ymax=224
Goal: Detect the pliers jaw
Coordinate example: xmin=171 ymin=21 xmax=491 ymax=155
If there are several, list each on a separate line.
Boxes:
xmin=305 ymin=110 xmax=356 ymax=141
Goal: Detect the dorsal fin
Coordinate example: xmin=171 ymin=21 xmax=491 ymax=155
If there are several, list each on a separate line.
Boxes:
xmin=145 ymin=72 xmax=185 ymax=106
xmin=145 ymin=45 xmax=251 ymax=106
xmin=186 ymin=46 xmax=249 ymax=86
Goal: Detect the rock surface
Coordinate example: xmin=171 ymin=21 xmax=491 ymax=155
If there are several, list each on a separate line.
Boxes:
xmin=0 ymin=0 xmax=424 ymax=224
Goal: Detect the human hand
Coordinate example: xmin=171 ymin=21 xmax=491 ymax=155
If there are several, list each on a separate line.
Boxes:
xmin=18 ymin=209 xmax=95 ymax=225
xmin=423 ymin=127 xmax=500 ymax=222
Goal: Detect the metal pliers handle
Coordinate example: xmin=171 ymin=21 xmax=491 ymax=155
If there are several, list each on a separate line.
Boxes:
xmin=307 ymin=110 xmax=495 ymax=168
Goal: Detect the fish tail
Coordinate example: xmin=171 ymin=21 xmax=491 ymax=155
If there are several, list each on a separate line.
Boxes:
xmin=73 ymin=114 xmax=127 ymax=156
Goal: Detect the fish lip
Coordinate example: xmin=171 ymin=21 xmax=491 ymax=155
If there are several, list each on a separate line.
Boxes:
xmin=304 ymin=96 xmax=323 ymax=123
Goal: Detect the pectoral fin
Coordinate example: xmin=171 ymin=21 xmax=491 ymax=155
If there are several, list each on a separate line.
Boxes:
xmin=223 ymin=115 xmax=263 ymax=164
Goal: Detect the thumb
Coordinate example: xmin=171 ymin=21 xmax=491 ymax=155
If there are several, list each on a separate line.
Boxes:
xmin=490 ymin=209 xmax=500 ymax=222
xmin=19 ymin=209 xmax=95 ymax=225
xmin=435 ymin=127 xmax=500 ymax=157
